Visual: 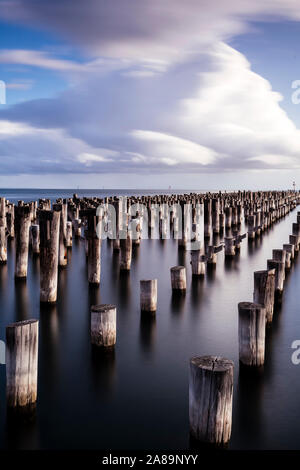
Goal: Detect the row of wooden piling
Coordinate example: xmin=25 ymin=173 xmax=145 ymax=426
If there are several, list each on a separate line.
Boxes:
xmin=0 ymin=191 xmax=299 ymax=432
xmin=188 ymin=209 xmax=300 ymax=446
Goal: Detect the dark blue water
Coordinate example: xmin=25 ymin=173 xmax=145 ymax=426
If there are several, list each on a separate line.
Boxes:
xmin=0 ymin=190 xmax=300 ymax=450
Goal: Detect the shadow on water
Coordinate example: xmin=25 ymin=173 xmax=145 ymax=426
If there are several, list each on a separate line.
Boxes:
xmin=171 ymin=291 xmax=186 ymax=316
xmin=90 ymin=346 xmax=116 ymax=397
xmin=233 ymin=364 xmax=265 ymax=449
xmin=139 ymin=312 xmax=156 ymax=355
xmin=14 ymin=279 xmax=29 ymax=322
xmin=190 ymin=276 xmax=205 ymax=308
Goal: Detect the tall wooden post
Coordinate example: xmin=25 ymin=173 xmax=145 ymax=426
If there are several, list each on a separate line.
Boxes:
xmin=39 ymin=210 xmax=60 ymax=303
xmin=15 ymin=206 xmax=31 ymax=279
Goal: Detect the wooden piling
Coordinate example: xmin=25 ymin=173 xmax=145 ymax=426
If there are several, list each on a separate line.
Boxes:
xmin=39 ymin=210 xmax=60 ymax=303
xmin=238 ymin=302 xmax=266 ymax=366
xmin=15 ymin=206 xmax=31 ymax=279
xmin=30 ymin=224 xmax=40 ymax=255
xmin=140 ymin=279 xmax=157 ymax=313
xmin=6 ymin=319 xmax=39 ymax=412
xmin=253 ymin=270 xmax=275 ymax=323
xmin=170 ymin=266 xmax=186 ymax=291
xmin=91 ymin=304 xmax=116 ymax=348
xmin=189 ymin=356 xmax=233 ymax=445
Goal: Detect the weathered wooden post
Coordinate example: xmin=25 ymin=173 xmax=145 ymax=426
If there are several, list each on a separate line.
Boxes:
xmin=120 ymin=235 xmax=132 ymax=271
xmin=140 ymin=279 xmax=157 ymax=313
xmin=289 ymin=234 xmax=299 ymax=252
xmin=91 ymin=304 xmax=116 ymax=348
xmin=189 ymin=356 xmax=233 ymax=445
xmin=272 ymin=249 xmax=286 ymax=279
xmin=81 ymin=209 xmax=101 ymax=284
xmin=6 ymin=204 xmax=15 ymax=238
xmin=53 ymin=204 xmax=67 ymax=267
xmin=247 ymin=215 xmax=256 ymax=240
xmin=0 ymin=225 xmax=7 ymax=263
xmin=73 ymin=218 xmax=81 ymax=238
xmin=267 ymin=259 xmax=285 ymax=294
xmin=283 ymin=243 xmax=294 ymax=261
xmin=15 ymin=206 xmax=31 ymax=279
xmin=30 ymin=224 xmax=40 ymax=255
xmin=190 ymin=249 xmax=206 ymax=276
xmin=170 ymin=266 xmax=186 ymax=291
xmin=211 ymin=198 xmax=220 ymax=234
xmin=253 ymin=269 xmax=275 ymax=323
xmin=39 ymin=210 xmax=60 ymax=303
xmin=238 ymin=302 xmax=266 ymax=366
xmin=0 ymin=197 xmax=6 ymax=228
xmin=224 ymin=237 xmax=235 ymax=257
xmin=204 ymin=199 xmax=211 ymax=239
xmin=6 ymin=319 xmax=39 ymax=412
xmin=66 ymin=221 xmax=72 ymax=247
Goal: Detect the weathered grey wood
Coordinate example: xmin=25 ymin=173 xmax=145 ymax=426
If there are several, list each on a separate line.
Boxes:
xmin=91 ymin=304 xmax=116 ymax=348
xmin=120 ymin=235 xmax=132 ymax=271
xmin=0 ymin=225 xmax=7 ymax=263
xmin=190 ymin=250 xmax=206 ymax=276
xmin=289 ymin=234 xmax=299 ymax=252
xmin=6 ymin=319 xmax=39 ymax=410
xmin=73 ymin=218 xmax=81 ymax=237
xmin=53 ymin=203 xmax=67 ymax=267
xmin=66 ymin=221 xmax=72 ymax=247
xmin=30 ymin=224 xmax=40 ymax=255
xmin=267 ymin=259 xmax=285 ymax=293
xmin=211 ymin=198 xmax=220 ymax=234
xmin=39 ymin=210 xmax=60 ymax=303
xmin=189 ymin=356 xmax=234 ymax=445
xmin=15 ymin=206 xmax=31 ymax=278
xmin=140 ymin=279 xmax=157 ymax=312
xmin=238 ymin=302 xmax=266 ymax=366
xmin=170 ymin=266 xmax=186 ymax=290
xmin=283 ymin=243 xmax=294 ymax=260
xmin=247 ymin=214 xmax=256 ymax=240
xmin=253 ymin=269 xmax=275 ymax=323
xmin=224 ymin=237 xmax=235 ymax=257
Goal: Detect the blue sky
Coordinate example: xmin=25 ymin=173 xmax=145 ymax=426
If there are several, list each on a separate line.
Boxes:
xmin=1 ymin=1 xmax=300 ymax=189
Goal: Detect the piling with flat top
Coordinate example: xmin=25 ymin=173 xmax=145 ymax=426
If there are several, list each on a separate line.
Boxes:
xmin=39 ymin=210 xmax=60 ymax=303
xmin=30 ymin=224 xmax=40 ymax=255
xmin=224 ymin=237 xmax=235 ymax=257
xmin=15 ymin=206 xmax=31 ymax=279
xmin=120 ymin=235 xmax=132 ymax=271
xmin=66 ymin=221 xmax=72 ymax=247
xmin=6 ymin=319 xmax=39 ymax=412
xmin=189 ymin=356 xmax=234 ymax=445
xmin=253 ymin=270 xmax=275 ymax=323
xmin=238 ymin=302 xmax=266 ymax=366
xmin=267 ymin=259 xmax=285 ymax=294
xmin=91 ymin=304 xmax=116 ymax=348
xmin=283 ymin=243 xmax=294 ymax=260
xmin=170 ymin=266 xmax=186 ymax=290
xmin=140 ymin=279 xmax=157 ymax=313
xmin=190 ymin=250 xmax=206 ymax=276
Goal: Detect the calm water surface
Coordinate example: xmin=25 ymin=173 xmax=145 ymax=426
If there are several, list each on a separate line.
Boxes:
xmin=0 ymin=190 xmax=300 ymax=450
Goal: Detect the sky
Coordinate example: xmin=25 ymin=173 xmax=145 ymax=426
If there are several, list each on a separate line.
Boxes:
xmin=1 ymin=1 xmax=300 ymax=189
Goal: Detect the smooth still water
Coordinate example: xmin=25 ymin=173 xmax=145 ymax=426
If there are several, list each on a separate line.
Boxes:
xmin=0 ymin=189 xmax=300 ymax=450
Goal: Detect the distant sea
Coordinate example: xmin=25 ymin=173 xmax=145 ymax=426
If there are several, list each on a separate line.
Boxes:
xmin=0 ymin=188 xmax=216 ymax=203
